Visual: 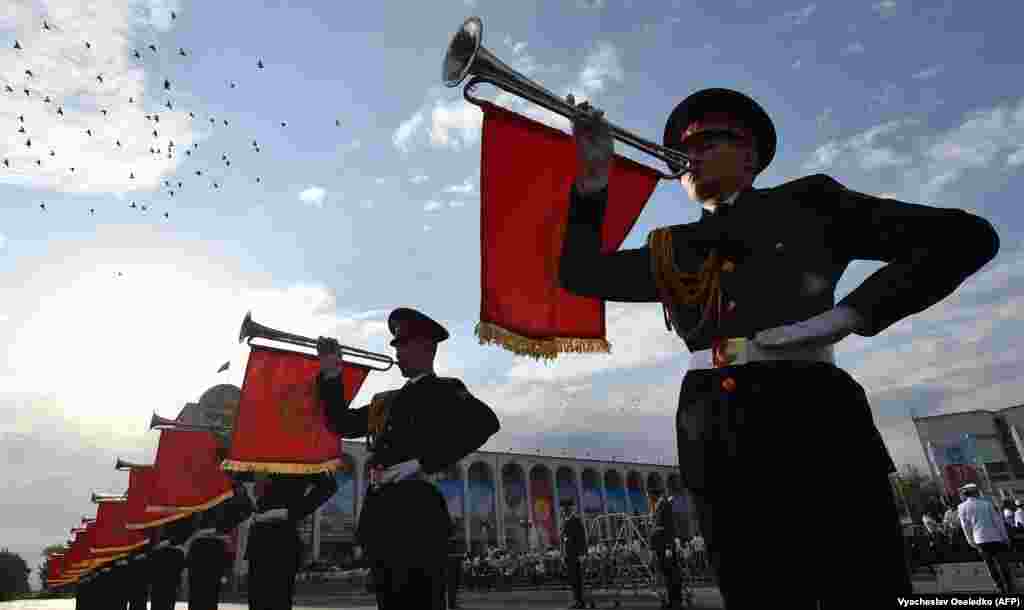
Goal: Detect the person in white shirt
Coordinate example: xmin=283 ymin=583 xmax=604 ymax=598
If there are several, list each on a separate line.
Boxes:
xmin=958 ymin=483 xmax=1017 ymax=594
xmin=1014 ymin=501 xmax=1024 ymax=530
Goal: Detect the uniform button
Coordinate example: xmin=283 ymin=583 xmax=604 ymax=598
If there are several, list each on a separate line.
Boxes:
xmin=726 ymin=300 xmax=737 ymax=312
xmin=775 ymin=242 xmax=784 ymax=251
xmin=721 ymin=377 xmax=737 ymax=393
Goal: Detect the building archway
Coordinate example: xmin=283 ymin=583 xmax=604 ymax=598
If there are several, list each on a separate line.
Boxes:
xmin=604 ymin=469 xmax=627 ymax=514
xmin=626 ymin=471 xmax=646 ymax=516
xmin=556 ymin=466 xmax=580 ymax=513
xmin=580 ymin=468 xmax=604 ymax=518
xmin=502 ymin=462 xmax=528 ymax=551
xmin=433 ymin=464 xmax=466 ymax=549
xmin=467 ymin=461 xmax=497 ymax=553
xmin=529 ymin=464 xmax=557 ymax=549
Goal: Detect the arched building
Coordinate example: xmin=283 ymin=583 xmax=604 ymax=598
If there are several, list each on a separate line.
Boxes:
xmin=233 ymin=440 xmax=688 ymax=574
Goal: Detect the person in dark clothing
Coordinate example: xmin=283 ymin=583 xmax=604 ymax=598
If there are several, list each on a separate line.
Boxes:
xmin=125 ymin=548 xmax=151 ymax=610
xmin=149 ymin=517 xmax=195 ymax=610
xmin=317 ymin=307 xmax=501 ymax=610
xmin=245 ymin=470 xmax=337 ymax=610
xmin=187 ymin=479 xmax=255 ymax=610
xmin=649 ymin=484 xmax=682 ymax=609
xmin=560 ymin=87 xmax=999 ymax=608
xmin=560 ymin=499 xmax=587 ymax=609
xmin=441 ymin=519 xmax=464 ymax=609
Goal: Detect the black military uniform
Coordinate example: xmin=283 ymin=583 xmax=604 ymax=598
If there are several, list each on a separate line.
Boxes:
xmin=649 ymin=487 xmax=681 ymax=609
xmin=319 ymin=307 xmax=501 ymax=610
xmin=187 ymin=480 xmax=255 ymax=610
xmin=149 ymin=517 xmax=195 ymax=610
xmin=560 ymin=500 xmax=586 ymax=609
xmin=245 ymin=472 xmax=337 ymax=610
xmin=559 ymin=88 xmax=1000 ymax=608
xmin=125 ymin=548 xmax=151 ymax=610
xmin=111 ymin=559 xmax=131 ymax=610
xmin=442 ymin=519 xmax=464 ymax=609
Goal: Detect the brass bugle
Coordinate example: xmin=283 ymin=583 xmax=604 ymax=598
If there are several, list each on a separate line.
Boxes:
xmin=149 ymin=413 xmax=227 ymax=433
xmin=238 ymin=311 xmax=395 ymax=372
xmin=443 ymin=16 xmax=692 ymax=179
xmin=115 ymin=458 xmax=152 ymax=471
xmin=91 ymin=492 xmax=127 ymax=503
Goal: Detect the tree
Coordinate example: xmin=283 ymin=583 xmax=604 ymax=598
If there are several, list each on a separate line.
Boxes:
xmin=0 ymin=548 xmax=31 ymax=601
xmin=894 ymin=464 xmax=945 ymax=522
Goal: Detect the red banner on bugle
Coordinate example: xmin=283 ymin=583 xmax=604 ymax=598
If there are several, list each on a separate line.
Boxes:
xmin=223 ymin=344 xmax=371 ymax=474
xmin=147 ymin=429 xmax=234 ymax=513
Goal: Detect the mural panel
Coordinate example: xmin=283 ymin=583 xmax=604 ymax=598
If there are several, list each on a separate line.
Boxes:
xmin=581 ymin=469 xmax=604 ymax=517
xmin=502 ymin=463 xmax=528 ymax=550
xmin=627 ymin=472 xmax=646 ymax=516
xmin=468 ymin=462 xmax=497 ymax=552
xmin=529 ymin=466 xmax=557 ymax=548
xmin=604 ymin=470 xmax=627 ymax=514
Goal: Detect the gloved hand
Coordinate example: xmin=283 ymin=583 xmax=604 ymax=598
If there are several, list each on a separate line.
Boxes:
xmin=317 ymin=336 xmax=342 ymax=379
xmin=379 ymin=459 xmax=422 ymax=485
xmin=753 ymin=305 xmax=865 ymax=349
xmin=253 ymin=508 xmax=289 ymax=523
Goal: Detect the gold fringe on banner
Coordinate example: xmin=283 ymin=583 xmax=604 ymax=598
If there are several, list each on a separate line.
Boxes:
xmin=90 ymin=539 xmax=148 ymax=555
xmin=124 ymin=509 xmax=192 ymax=531
xmin=221 ymin=457 xmax=342 ymax=475
xmin=145 ymin=489 xmax=234 ymax=515
xmin=475 ymin=321 xmax=611 ymax=361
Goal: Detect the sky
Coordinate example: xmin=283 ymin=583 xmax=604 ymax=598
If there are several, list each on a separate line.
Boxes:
xmin=1 ymin=0 xmax=1022 ymax=588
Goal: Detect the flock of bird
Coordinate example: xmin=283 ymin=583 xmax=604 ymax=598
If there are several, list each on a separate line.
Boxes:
xmin=2 ymin=11 xmax=344 ymax=223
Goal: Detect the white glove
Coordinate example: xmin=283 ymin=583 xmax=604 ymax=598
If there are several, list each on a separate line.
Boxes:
xmin=753 ymin=305 xmax=865 ymax=349
xmin=380 ymin=459 xmax=422 ymax=484
xmin=253 ymin=508 xmax=289 ymax=523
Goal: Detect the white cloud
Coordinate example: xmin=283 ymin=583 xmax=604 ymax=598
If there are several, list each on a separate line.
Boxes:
xmin=872 ymin=0 xmax=898 ymax=18
xmin=577 ymin=0 xmax=605 ymax=8
xmin=573 ymin=42 xmax=623 ymax=97
xmin=429 ymin=98 xmax=483 ymax=151
xmin=784 ymin=4 xmax=817 ymax=25
xmin=0 ymin=233 xmax=6 ymax=250
xmin=443 ymin=177 xmax=475 ymax=194
xmin=912 ymin=65 xmax=944 ymax=80
xmin=792 ymin=59 xmax=803 ymax=70
xmin=298 ymin=185 xmax=326 ymax=207
xmin=505 ymin=303 xmax=685 ymax=382
xmin=392 ymin=110 xmax=425 ymax=154
xmin=410 ymin=173 xmax=429 ymax=184
xmin=374 ymin=177 xmax=388 ymax=185
xmin=360 ymin=199 xmax=374 ymax=209
xmin=803 ymin=119 xmax=917 ymax=172
xmin=448 ymin=200 xmax=466 ymax=208
xmin=1008 ymin=149 xmax=1024 ymax=167
xmin=423 ymin=224 xmax=432 ymax=232
xmin=424 ymin=200 xmax=442 ymax=212
xmin=0 ymin=0 xmax=196 ymax=194
xmin=841 ymin=41 xmax=865 ymax=55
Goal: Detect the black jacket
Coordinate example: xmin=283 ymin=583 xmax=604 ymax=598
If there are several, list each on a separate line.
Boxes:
xmin=650 ymin=497 xmax=676 ymax=551
xmin=254 ymin=473 xmax=338 ymax=524
xmin=559 ymin=174 xmax=999 ymax=351
xmin=317 ymin=372 xmax=500 ymax=564
xmin=195 ymin=481 xmax=255 ymax=534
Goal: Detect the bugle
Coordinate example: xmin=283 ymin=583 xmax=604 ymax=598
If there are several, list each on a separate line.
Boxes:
xmin=114 ymin=458 xmax=152 ymax=471
xmin=238 ymin=311 xmax=394 ymax=372
xmin=149 ymin=413 xmax=227 ymax=433
xmin=442 ymin=16 xmax=693 ymax=179
xmin=91 ymin=492 xmax=127 ymax=503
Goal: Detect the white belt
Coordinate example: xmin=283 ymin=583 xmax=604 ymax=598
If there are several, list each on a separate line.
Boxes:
xmin=689 ymin=338 xmax=834 ymax=370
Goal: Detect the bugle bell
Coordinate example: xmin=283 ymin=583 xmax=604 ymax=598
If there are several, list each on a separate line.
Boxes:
xmin=149 ymin=412 xmax=227 ymax=433
xmin=114 ymin=458 xmax=152 ymax=471
xmin=442 ymin=16 xmax=693 ymax=179
xmin=91 ymin=492 xmax=127 ymax=503
xmin=238 ymin=311 xmax=394 ymax=372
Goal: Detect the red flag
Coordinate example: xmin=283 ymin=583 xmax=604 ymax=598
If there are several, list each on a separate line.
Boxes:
xmin=222 ymin=344 xmax=371 ymax=474
xmin=123 ymin=465 xmax=189 ymax=530
xmin=46 ymin=553 xmax=66 ymax=586
xmin=91 ymin=500 xmax=147 ymax=555
xmin=148 ymin=429 xmax=234 ymax=513
xmin=475 ymin=100 xmax=660 ymax=359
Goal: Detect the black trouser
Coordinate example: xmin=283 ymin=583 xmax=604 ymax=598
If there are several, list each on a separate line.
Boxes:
xmin=247 ymin=523 xmax=301 ymax=610
xmin=655 ymin=547 xmax=682 ymax=605
xmin=188 ymin=537 xmax=229 ymax=610
xmin=979 ymin=541 xmax=1017 ymax=593
xmin=442 ymin=556 xmax=462 ymax=608
xmin=373 ymin=564 xmax=443 ymax=610
xmin=678 ymin=361 xmax=913 ymax=608
xmin=126 ymin=557 xmax=150 ymax=610
xmin=150 ymin=547 xmax=186 ymax=610
xmin=111 ymin=567 xmax=130 ymax=610
xmin=566 ymin=556 xmax=584 ymax=603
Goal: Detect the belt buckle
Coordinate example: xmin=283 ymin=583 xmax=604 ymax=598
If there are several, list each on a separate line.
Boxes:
xmin=711 ymin=337 xmax=748 ymax=368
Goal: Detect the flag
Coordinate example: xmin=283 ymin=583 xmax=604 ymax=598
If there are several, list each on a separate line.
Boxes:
xmin=217 ymin=360 xmax=230 ymax=373
xmin=475 ymin=100 xmax=660 ymax=359
xmin=91 ymin=500 xmax=147 ymax=555
xmin=123 ymin=465 xmax=189 ymax=530
xmin=147 ymin=429 xmax=235 ymax=513
xmin=222 ymin=344 xmax=372 ymax=474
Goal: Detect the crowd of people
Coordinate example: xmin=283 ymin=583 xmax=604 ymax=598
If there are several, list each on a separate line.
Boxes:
xmin=908 ymin=490 xmax=1024 ymax=570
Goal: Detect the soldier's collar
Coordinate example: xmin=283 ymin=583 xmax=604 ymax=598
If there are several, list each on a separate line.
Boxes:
xmin=701 ymin=189 xmax=742 ymax=214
